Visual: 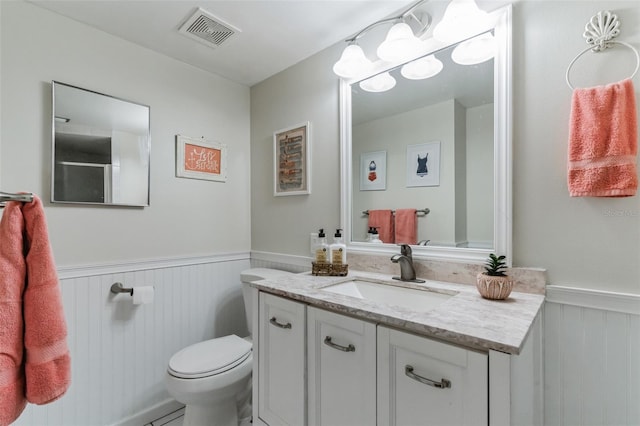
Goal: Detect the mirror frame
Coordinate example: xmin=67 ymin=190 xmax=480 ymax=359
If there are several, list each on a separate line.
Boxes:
xmin=51 ymin=81 xmax=151 ymax=207
xmin=340 ymin=5 xmax=512 ymax=265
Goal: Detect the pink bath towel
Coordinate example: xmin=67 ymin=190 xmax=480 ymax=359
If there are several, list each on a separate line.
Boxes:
xmin=568 ymin=78 xmax=638 ymax=197
xmin=0 ymin=195 xmax=70 ymax=425
xmin=394 ymin=209 xmax=417 ymax=245
xmin=0 ymin=202 xmax=28 ymax=425
xmin=368 ymin=210 xmax=394 ymax=244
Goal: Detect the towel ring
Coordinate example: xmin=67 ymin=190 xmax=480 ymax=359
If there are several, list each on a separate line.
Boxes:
xmin=566 ymin=11 xmax=640 ymax=90
xmin=566 ymin=41 xmax=640 ymax=90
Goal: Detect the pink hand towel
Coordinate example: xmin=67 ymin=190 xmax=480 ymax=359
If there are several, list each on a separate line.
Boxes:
xmin=0 ymin=202 xmax=28 ymax=425
xmin=368 ymin=210 xmax=394 ymax=244
xmin=0 ymin=195 xmax=70 ymax=425
xmin=568 ymin=78 xmax=638 ymax=197
xmin=394 ymin=209 xmax=417 ymax=245
xmin=21 ymin=196 xmax=71 ymax=405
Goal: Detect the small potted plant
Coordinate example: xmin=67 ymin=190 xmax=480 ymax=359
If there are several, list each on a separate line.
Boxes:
xmin=476 ymin=254 xmax=514 ymax=300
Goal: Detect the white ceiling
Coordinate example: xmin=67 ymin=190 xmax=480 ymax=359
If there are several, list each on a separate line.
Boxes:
xmin=29 ymin=0 xmax=419 ymax=87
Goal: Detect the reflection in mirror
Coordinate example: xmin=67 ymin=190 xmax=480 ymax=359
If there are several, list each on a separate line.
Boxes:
xmin=351 ymin=37 xmax=494 ymax=248
xmin=340 ymin=6 xmax=511 ymax=264
xmin=52 ymin=81 xmax=150 ymax=206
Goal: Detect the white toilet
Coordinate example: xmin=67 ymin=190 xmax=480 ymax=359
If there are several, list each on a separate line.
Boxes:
xmin=165 ymin=268 xmax=292 ymax=426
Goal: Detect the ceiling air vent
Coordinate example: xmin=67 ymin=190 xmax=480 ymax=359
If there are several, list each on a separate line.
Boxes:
xmin=178 ymin=8 xmax=240 ymax=48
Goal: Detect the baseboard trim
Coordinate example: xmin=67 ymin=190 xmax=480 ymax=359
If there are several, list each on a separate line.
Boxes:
xmin=546 ymin=285 xmax=640 ymax=315
xmin=109 ymin=398 xmax=184 ymax=426
xmin=58 ymin=252 xmax=251 ymax=279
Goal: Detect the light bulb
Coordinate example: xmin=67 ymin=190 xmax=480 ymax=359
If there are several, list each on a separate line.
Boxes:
xmin=451 ymin=32 xmax=495 ymax=65
xmin=376 ymin=22 xmax=423 ymax=62
xmin=333 ymin=44 xmax=373 ymax=79
xmin=401 ymin=55 xmax=443 ymax=80
xmin=359 ymin=72 xmax=396 ymax=93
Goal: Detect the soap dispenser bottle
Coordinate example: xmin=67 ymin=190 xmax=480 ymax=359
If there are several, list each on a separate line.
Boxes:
xmin=314 ymin=229 xmax=329 ymax=264
xmin=369 ymin=227 xmax=383 ymax=244
xmin=330 ymin=228 xmax=347 ymax=265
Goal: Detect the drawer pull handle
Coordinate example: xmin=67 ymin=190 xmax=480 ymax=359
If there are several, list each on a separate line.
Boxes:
xmin=324 ymin=336 xmax=355 ymax=352
xmin=405 ymin=365 xmax=451 ymax=389
xmin=269 ymin=317 xmax=292 ymax=329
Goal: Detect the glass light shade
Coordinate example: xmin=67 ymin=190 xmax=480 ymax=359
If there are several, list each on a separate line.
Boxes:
xmin=333 ymin=44 xmax=373 ymax=78
xmin=432 ymin=0 xmax=491 ymax=44
xmin=451 ymin=32 xmax=496 ymax=65
xmin=376 ymin=22 xmax=423 ymax=62
xmin=359 ymin=72 xmax=396 ymax=93
xmin=401 ymin=55 xmax=444 ymax=80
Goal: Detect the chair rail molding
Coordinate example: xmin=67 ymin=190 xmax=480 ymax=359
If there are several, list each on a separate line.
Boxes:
xmin=546 ymin=285 xmax=640 ymax=315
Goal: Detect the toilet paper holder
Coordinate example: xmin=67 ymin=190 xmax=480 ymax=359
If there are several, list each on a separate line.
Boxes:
xmin=110 ymin=282 xmax=134 ymax=296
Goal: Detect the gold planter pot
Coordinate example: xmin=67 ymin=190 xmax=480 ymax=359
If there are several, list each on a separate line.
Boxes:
xmin=476 ymin=273 xmax=514 ymax=300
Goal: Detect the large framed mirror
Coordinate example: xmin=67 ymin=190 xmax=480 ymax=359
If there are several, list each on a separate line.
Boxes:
xmin=51 ymin=81 xmax=150 ymax=207
xmin=340 ymin=5 xmax=511 ymax=264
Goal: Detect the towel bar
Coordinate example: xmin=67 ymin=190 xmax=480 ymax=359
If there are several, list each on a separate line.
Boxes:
xmin=110 ymin=282 xmax=133 ymax=296
xmin=362 ymin=208 xmax=430 ymax=216
xmin=0 ymin=191 xmax=34 ymax=206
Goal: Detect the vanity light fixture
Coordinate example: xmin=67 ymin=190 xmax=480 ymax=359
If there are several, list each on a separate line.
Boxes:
xmin=332 ymin=0 xmax=431 ymax=81
xmin=359 ymin=72 xmax=397 ymax=92
xmin=376 ymin=22 xmax=425 ymax=62
xmin=334 ymin=0 xmax=494 ymax=91
xmin=401 ymin=54 xmax=444 ymax=79
xmin=451 ymin=32 xmax=496 ymax=65
xmin=333 ymin=44 xmax=374 ymax=79
xmin=432 ymin=0 xmax=492 ymax=44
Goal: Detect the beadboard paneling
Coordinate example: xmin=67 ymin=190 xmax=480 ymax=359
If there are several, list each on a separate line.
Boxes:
xmin=13 ymin=255 xmax=251 ymax=426
xmin=544 ymin=301 xmax=640 ymax=426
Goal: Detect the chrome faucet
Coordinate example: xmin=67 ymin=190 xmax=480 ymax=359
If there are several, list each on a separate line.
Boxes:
xmin=390 ymin=244 xmax=425 ymax=283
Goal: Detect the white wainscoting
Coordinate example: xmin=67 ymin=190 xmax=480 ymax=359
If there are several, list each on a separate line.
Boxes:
xmin=13 ymin=253 xmax=251 ymax=426
xmin=545 ymin=286 xmax=640 ymax=426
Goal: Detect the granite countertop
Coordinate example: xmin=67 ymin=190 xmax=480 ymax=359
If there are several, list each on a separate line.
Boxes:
xmin=251 ymin=270 xmax=545 ymax=355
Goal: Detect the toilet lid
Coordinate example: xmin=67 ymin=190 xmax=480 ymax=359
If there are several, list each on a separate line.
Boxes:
xmin=168 ymin=335 xmax=252 ymax=379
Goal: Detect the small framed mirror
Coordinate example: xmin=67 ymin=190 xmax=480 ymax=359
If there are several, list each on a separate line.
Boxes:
xmin=51 ymin=81 xmax=150 ymax=206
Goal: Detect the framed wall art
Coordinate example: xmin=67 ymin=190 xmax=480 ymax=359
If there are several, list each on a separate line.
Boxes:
xmin=273 ymin=122 xmax=311 ymax=196
xmin=176 ymin=135 xmax=227 ymax=182
xmin=360 ymin=150 xmax=386 ymax=191
xmin=406 ymin=141 xmax=440 ymax=187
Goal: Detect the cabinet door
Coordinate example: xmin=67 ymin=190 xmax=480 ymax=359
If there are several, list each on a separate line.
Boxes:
xmin=258 ymin=293 xmax=306 ymax=426
xmin=378 ymin=326 xmax=488 ymax=426
xmin=307 ymin=307 xmax=376 ymax=426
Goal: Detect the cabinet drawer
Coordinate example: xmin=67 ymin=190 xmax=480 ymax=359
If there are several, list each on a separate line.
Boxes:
xmin=308 ymin=307 xmax=376 ymax=426
xmin=378 ymin=326 xmax=488 ymax=426
xmin=258 ymin=293 xmax=306 ymax=426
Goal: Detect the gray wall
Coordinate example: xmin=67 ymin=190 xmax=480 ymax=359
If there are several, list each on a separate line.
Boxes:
xmin=250 ymin=45 xmax=342 ymax=256
xmin=0 ymin=1 xmax=252 ymax=266
xmin=251 ymin=1 xmax=640 ymax=294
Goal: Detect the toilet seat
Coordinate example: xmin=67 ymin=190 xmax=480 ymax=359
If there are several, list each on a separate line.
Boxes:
xmin=168 ymin=335 xmax=252 ymax=379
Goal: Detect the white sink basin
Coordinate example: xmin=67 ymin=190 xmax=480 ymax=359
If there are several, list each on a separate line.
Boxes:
xmin=321 ymin=279 xmax=455 ymax=312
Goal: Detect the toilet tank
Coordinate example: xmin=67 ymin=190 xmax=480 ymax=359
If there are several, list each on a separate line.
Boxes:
xmin=241 ymin=268 xmax=293 ymax=336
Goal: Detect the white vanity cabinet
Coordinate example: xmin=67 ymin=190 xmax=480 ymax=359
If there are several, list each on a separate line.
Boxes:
xmin=258 ymin=293 xmax=306 ymax=426
xmin=307 ymin=306 xmax=376 ymax=426
xmin=253 ymin=286 xmax=543 ymax=426
xmin=377 ymin=326 xmax=488 ymax=426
